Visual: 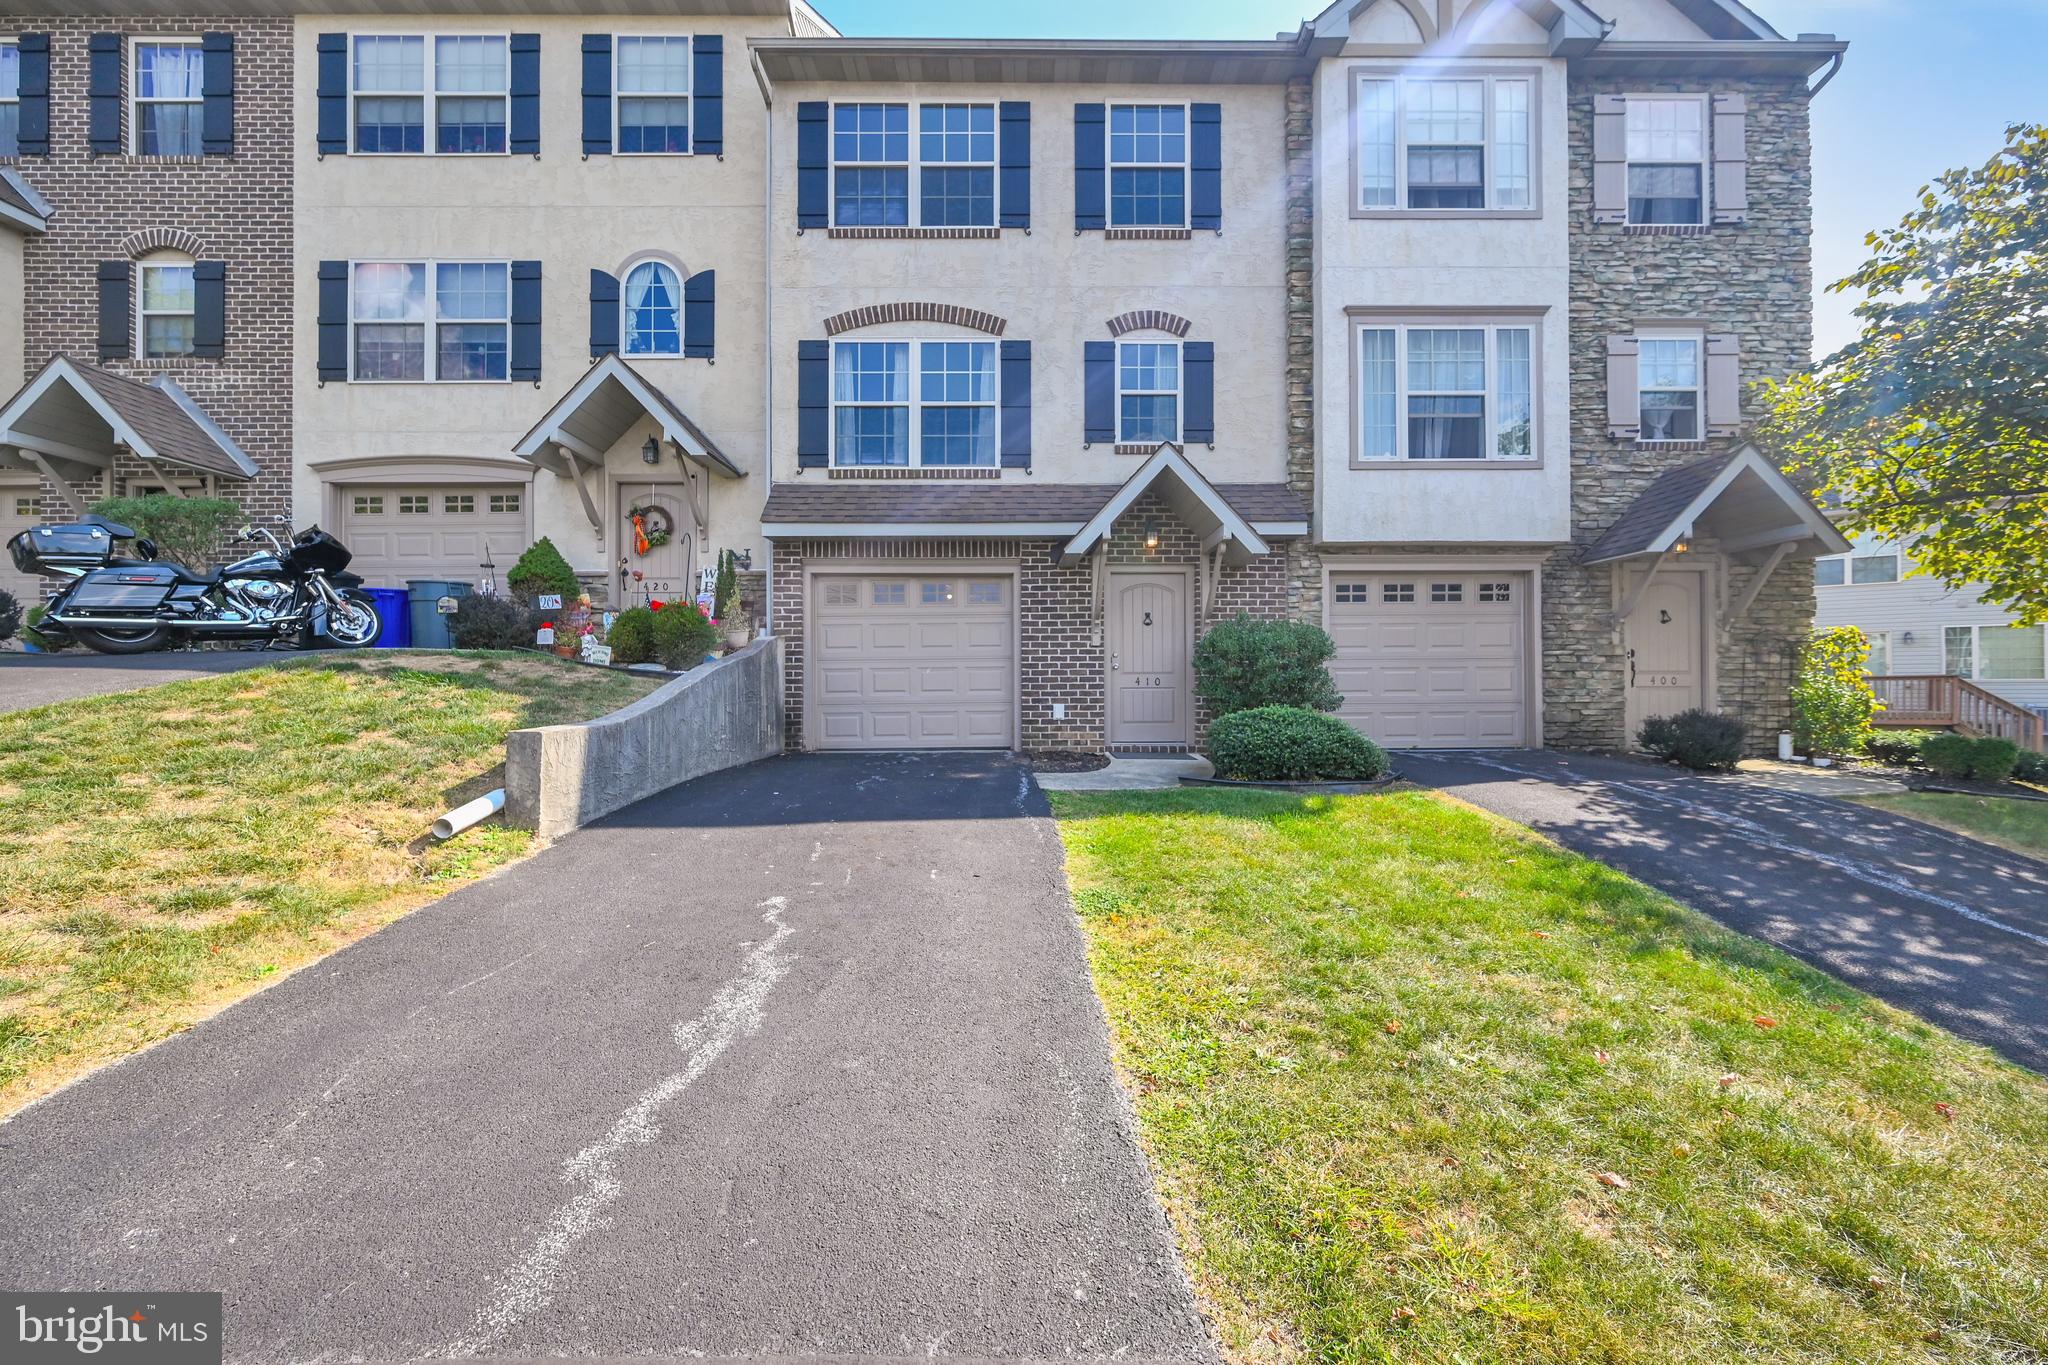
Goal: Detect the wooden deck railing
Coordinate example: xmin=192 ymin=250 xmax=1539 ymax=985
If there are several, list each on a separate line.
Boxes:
xmin=1867 ymin=675 xmax=2046 ymax=752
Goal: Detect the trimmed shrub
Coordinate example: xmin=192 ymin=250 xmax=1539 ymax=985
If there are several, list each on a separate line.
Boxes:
xmin=714 ymin=548 xmax=740 ymax=622
xmin=650 ymin=601 xmax=718 ymax=670
xmin=1861 ymin=729 xmax=1939 ymax=766
xmin=2012 ymin=749 xmax=2048 ymax=785
xmin=606 ymin=607 xmax=657 ymax=666
xmin=1209 ymin=706 xmax=1387 ymax=782
xmin=1968 ymin=737 xmax=2021 ymax=784
xmin=1637 ymin=708 xmax=1747 ymax=771
xmin=448 ymin=594 xmax=542 ymax=651
xmin=88 ymin=494 xmax=243 ymax=571
xmin=506 ymin=537 xmax=582 ymax=600
xmin=1791 ymin=626 xmax=1882 ymax=757
xmin=1919 ymin=732 xmax=1976 ymax=780
xmin=1192 ymin=614 xmax=1342 ymax=718
xmin=0 ymin=588 xmax=20 ymax=644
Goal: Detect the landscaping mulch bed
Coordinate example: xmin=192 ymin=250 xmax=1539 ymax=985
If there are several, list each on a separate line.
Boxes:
xmin=1027 ymin=750 xmax=1112 ymax=773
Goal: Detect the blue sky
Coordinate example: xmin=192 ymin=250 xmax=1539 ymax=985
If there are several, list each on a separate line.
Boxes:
xmin=822 ymin=0 xmax=2048 ymax=359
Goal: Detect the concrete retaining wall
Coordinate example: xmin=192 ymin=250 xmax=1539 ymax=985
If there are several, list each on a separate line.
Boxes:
xmin=505 ymin=638 xmax=783 ymax=840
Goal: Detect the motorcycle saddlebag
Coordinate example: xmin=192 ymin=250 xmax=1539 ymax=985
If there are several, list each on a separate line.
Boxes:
xmin=9 ymin=522 xmax=120 ymax=575
xmin=67 ymin=564 xmax=182 ymax=612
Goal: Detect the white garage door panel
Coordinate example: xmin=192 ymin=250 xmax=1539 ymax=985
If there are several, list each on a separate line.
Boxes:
xmin=339 ymin=485 xmax=528 ymax=590
xmin=1330 ymin=573 xmax=1530 ymax=749
xmin=812 ymin=574 xmax=1015 ymax=750
xmin=1 ymin=486 xmax=48 ymax=607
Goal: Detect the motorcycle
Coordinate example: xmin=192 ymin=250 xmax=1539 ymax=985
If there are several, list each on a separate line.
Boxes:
xmin=9 ymin=516 xmax=382 ymax=655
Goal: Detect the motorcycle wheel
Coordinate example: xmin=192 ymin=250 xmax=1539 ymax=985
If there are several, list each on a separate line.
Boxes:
xmin=71 ymin=625 xmax=173 ymax=655
xmin=320 ymin=591 xmax=382 ymax=649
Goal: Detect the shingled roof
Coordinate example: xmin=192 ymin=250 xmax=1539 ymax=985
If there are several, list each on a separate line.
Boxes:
xmin=761 ymin=480 xmax=1307 ymax=528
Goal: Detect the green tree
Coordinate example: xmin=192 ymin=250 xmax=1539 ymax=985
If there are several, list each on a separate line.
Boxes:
xmin=1757 ymin=123 xmax=2048 ymax=621
xmin=1791 ymin=626 xmax=1882 ymax=758
xmin=88 ymin=494 xmax=242 ymax=571
xmin=506 ymin=537 xmax=581 ymax=600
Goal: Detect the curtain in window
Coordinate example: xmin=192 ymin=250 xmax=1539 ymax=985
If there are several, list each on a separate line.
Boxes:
xmin=1357 ymin=79 xmax=1395 ymax=207
xmin=1359 ymin=328 xmax=1396 ymax=458
xmin=624 ymin=262 xmax=680 ymax=355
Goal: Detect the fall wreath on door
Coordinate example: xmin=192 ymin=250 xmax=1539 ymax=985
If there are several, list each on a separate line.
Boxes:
xmin=625 ymin=503 xmax=674 ymax=555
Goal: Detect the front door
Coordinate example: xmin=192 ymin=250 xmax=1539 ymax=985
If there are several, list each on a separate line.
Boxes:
xmin=1623 ymin=568 xmax=1705 ymax=745
xmin=1106 ymin=570 xmax=1191 ymax=747
xmin=616 ymin=484 xmax=693 ymax=608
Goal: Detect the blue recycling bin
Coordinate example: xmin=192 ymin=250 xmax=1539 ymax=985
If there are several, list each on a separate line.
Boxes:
xmin=406 ymin=580 xmax=473 ymax=650
xmin=366 ymin=587 xmax=410 ymax=648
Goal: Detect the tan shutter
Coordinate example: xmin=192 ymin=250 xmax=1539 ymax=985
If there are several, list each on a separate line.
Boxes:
xmin=1606 ymin=334 xmax=1641 ymax=439
xmin=1593 ymin=94 xmax=1629 ymax=224
xmin=1705 ymin=334 xmax=1742 ymax=436
xmin=1712 ymin=93 xmax=1748 ymax=225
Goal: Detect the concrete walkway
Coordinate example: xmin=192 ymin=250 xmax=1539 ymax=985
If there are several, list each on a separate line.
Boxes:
xmin=1034 ymin=753 xmax=1215 ymax=791
xmin=0 ymin=753 xmax=1211 ymax=1365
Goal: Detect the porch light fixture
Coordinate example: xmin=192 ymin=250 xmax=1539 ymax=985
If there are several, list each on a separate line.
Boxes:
xmin=735 ymin=549 xmax=752 ymax=571
xmin=1143 ymin=518 xmax=1161 ymax=550
xmin=641 ymin=436 xmax=661 ymax=465
xmin=1672 ymin=537 xmax=1692 ymax=555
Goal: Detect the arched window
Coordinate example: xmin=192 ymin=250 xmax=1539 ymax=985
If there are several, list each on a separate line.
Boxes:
xmin=624 ymin=260 xmax=681 ymax=356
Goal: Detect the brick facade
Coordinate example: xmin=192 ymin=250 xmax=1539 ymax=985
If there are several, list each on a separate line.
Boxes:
xmin=1545 ymin=74 xmax=1817 ymax=751
xmin=0 ymin=17 xmax=293 ymax=529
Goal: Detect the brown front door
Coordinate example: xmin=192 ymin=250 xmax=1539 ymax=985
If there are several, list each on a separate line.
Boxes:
xmin=1623 ymin=568 xmax=1706 ymax=745
xmin=1106 ymin=570 xmax=1191 ymax=747
xmin=617 ymin=484 xmax=693 ymax=608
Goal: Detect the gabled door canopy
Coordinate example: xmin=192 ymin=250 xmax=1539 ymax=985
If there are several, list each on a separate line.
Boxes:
xmin=1582 ymin=446 xmax=1849 ymax=566
xmin=512 ymin=354 xmax=743 ymax=481
xmin=1058 ymin=442 xmax=1272 ymax=569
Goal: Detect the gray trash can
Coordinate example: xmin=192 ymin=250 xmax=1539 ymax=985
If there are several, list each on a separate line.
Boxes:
xmin=406 ymin=580 xmax=474 ymax=650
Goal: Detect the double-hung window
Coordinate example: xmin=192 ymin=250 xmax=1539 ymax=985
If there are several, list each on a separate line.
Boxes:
xmin=138 ymin=261 xmax=196 ymax=357
xmin=351 ymin=35 xmax=507 ymax=155
xmin=1356 ymin=70 xmax=1536 ymax=213
xmin=1117 ymin=342 xmax=1180 ymax=443
xmin=0 ymin=40 xmax=20 ymax=156
xmin=1625 ymin=96 xmax=1707 ymax=225
xmin=1355 ymin=318 xmax=1538 ymax=462
xmin=832 ymin=103 xmax=910 ymax=227
xmin=918 ymin=104 xmax=995 ymax=227
xmin=1109 ymin=104 xmax=1185 ymax=227
xmin=133 ymin=40 xmax=203 ymax=156
xmin=349 ymin=260 xmax=509 ymax=382
xmin=616 ymin=37 xmax=690 ymax=154
xmin=1816 ymin=535 xmax=1901 ymax=587
xmin=1947 ymin=625 xmax=2047 ymax=681
xmin=1636 ymin=329 xmax=1701 ymax=441
xmin=830 ymin=339 xmax=998 ymax=467
xmin=830 ymin=103 xmax=997 ymax=228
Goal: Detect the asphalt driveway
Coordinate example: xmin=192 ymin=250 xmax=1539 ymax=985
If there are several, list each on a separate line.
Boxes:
xmin=0 ymin=649 xmax=282 ymax=714
xmin=0 ymin=753 xmax=1210 ymax=1365
xmin=1405 ymin=748 xmax=2048 ymax=1074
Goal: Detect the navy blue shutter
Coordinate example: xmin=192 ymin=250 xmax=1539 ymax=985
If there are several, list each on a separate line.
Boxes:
xmin=1084 ymin=340 xmax=1115 ymax=443
xmin=97 ymin=262 xmax=132 ymax=360
xmin=14 ymin=35 xmax=49 ymax=155
xmin=1190 ymin=103 xmax=1222 ymax=231
xmin=509 ymin=35 xmax=540 ymax=156
xmin=200 ymin=33 xmax=234 ymax=155
xmin=1000 ymin=340 xmax=1032 ymax=470
xmin=510 ymin=261 xmax=542 ymax=382
xmin=316 ymin=35 xmax=347 ymax=155
xmin=581 ymin=35 xmax=612 ymax=157
xmin=692 ymin=35 xmax=723 ymax=156
xmin=999 ymin=102 xmax=1030 ymax=229
xmin=192 ymin=262 xmax=226 ymax=358
xmin=796 ymin=102 xmax=829 ymax=229
xmin=589 ymin=270 xmax=620 ymax=357
xmin=88 ymin=35 xmax=122 ymax=155
xmin=1074 ymin=104 xmax=1106 ymax=231
xmin=317 ymin=261 xmax=349 ymax=381
xmin=1183 ymin=341 xmax=1215 ymax=445
xmin=797 ymin=340 xmax=830 ymax=469
xmin=683 ymin=270 xmax=715 ymax=358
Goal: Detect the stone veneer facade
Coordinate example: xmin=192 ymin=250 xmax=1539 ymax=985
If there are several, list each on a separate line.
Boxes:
xmin=1 ymin=17 xmax=294 ymax=527
xmin=1283 ymin=74 xmax=1324 ymax=629
xmin=1544 ymin=73 xmax=1818 ymax=752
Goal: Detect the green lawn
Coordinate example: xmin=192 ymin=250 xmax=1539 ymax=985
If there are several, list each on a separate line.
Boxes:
xmin=0 ymin=652 xmax=659 ymax=1114
xmin=1855 ymin=791 xmax=2048 ymax=861
xmin=1052 ymin=789 xmax=2048 ymax=1365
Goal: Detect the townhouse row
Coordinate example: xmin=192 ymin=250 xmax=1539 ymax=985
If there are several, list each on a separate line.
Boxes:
xmin=0 ymin=0 xmax=1850 ymax=755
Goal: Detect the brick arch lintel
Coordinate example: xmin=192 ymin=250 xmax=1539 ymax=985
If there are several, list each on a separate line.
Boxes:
xmin=1106 ymin=310 xmax=1193 ymax=338
xmin=823 ymin=302 xmax=1007 ymax=337
xmin=121 ymin=227 xmax=210 ymax=260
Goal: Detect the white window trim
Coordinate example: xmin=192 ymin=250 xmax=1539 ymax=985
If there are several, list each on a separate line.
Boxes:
xmin=137 ymin=256 xmax=197 ymax=359
xmin=1116 ymin=338 xmax=1182 ymax=445
xmin=827 ymin=100 xmax=999 ymax=229
xmin=1348 ymin=313 xmax=1543 ymax=467
xmin=1350 ymin=67 xmax=1542 ymax=219
xmin=129 ymin=36 xmax=203 ymax=157
xmin=1 ymin=38 xmax=21 ymax=157
xmin=347 ymin=258 xmax=513 ymax=385
xmin=1864 ymin=630 xmax=1890 ymax=677
xmin=1106 ymin=100 xmax=1190 ymax=230
xmin=828 ymin=337 xmax=1002 ymax=469
xmin=612 ymin=34 xmax=693 ymax=158
xmin=1622 ymin=91 xmax=1711 ymax=228
xmin=1946 ymin=623 xmax=2047 ymax=682
xmin=621 ymin=257 xmax=684 ymax=357
xmin=1634 ymin=324 xmax=1704 ymax=444
xmin=1819 ymin=535 xmax=1902 ymax=586
xmin=346 ymin=32 xmax=512 ymax=158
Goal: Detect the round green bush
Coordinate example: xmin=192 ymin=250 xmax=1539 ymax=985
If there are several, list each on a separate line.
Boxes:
xmin=1919 ymin=732 xmax=1975 ymax=779
xmin=1192 ymin=614 xmax=1342 ymax=717
xmin=448 ymin=594 xmax=542 ymax=651
xmin=605 ymin=607 xmax=657 ymax=666
xmin=505 ymin=537 xmax=582 ymax=600
xmin=2013 ymin=748 xmax=2048 ymax=785
xmin=1861 ymin=729 xmax=1940 ymax=766
xmin=1967 ymin=737 xmax=2020 ymax=784
xmin=1637 ymin=708 xmax=1746 ymax=771
xmin=1208 ymin=706 xmax=1387 ymax=782
xmin=650 ymin=601 xmax=719 ymax=670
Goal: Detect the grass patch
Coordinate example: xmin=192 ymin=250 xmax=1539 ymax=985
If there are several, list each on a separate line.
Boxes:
xmin=0 ymin=651 xmax=659 ymax=1114
xmin=1052 ymin=788 xmax=2048 ymax=1364
xmin=1855 ymin=791 xmax=2048 ymax=861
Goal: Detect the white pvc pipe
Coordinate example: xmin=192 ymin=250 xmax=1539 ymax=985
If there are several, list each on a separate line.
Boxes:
xmin=433 ymin=788 xmax=505 ymax=841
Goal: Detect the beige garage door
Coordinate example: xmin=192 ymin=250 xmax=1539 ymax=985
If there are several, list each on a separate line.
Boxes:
xmin=339 ymin=485 xmax=528 ymax=589
xmin=1329 ymin=572 xmax=1529 ymax=748
xmin=811 ymin=574 xmax=1014 ymax=750
xmin=1 ymin=484 xmax=47 ymax=607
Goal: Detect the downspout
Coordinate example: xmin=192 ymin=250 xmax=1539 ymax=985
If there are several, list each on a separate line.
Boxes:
xmin=754 ymin=44 xmax=777 ymax=636
xmin=1806 ymin=50 xmax=1844 ymax=99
